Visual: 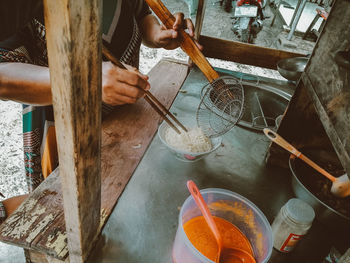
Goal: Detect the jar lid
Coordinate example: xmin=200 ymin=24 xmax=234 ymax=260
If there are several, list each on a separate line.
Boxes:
xmin=285 ymin=198 xmax=315 ymax=225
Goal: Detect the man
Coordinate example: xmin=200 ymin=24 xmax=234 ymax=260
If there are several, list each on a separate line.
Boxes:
xmin=0 ymin=0 xmax=198 ymax=222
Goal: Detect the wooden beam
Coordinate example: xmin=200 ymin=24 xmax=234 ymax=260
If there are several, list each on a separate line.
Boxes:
xmin=189 ymin=0 xmax=206 ymax=66
xmin=301 ymin=0 xmax=350 ymax=174
xmin=194 ymin=0 xmax=206 ymax=40
xmin=26 ymin=250 xmax=68 ymax=263
xmin=43 ymin=1 xmax=102 ymax=262
xmin=199 ymin=35 xmax=304 ymax=69
xmin=302 ymin=74 xmax=350 ymax=173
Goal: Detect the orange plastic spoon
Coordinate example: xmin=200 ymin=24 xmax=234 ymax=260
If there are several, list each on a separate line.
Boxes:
xmin=186 ymin=181 xmax=256 ymax=263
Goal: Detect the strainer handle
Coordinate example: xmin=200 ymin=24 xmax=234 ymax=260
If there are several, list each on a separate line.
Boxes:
xmin=145 ymin=0 xmax=220 ymax=83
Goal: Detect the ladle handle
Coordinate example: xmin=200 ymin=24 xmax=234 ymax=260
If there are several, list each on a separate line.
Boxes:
xmin=264 ymin=128 xmax=336 ymax=182
xmin=186 ymin=181 xmax=222 ymax=246
xmin=263 ymin=128 xmax=301 ymax=156
xmin=145 ymin=0 xmax=220 ymax=82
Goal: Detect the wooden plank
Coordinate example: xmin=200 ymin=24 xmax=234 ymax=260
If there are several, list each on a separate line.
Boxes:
xmin=26 ymin=250 xmax=68 ymax=263
xmin=43 ymin=1 xmax=102 ymax=262
xmin=0 ymin=59 xmax=189 ymax=260
xmin=266 ymin=0 xmax=350 ymax=175
xmin=0 ymin=170 xmax=66 ymax=255
xmin=199 ymin=35 xmax=304 ymax=70
xmin=194 ymin=0 xmax=206 ymax=41
xmin=302 ymin=0 xmax=350 ymax=174
xmin=189 ymin=0 xmax=206 ymax=66
xmin=99 ymin=59 xmax=188 ymax=217
xmin=302 ymin=74 xmax=350 ymax=173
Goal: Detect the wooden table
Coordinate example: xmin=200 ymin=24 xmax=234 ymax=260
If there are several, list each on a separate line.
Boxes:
xmin=0 ymin=59 xmax=189 ymax=262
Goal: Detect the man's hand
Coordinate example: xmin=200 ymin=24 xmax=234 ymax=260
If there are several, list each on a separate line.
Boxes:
xmin=141 ymin=13 xmax=203 ymax=50
xmin=102 ymin=61 xmax=150 ymax=106
xmin=154 ymin=12 xmax=197 ymax=50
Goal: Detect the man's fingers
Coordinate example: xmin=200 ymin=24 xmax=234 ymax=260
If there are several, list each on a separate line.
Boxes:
xmin=102 ymin=61 xmax=152 ymax=106
xmin=104 ymin=83 xmax=144 ymax=103
xmin=104 ymin=93 xmax=138 ymax=106
xmin=138 ymin=73 xmax=149 ymax=81
xmin=118 ymin=83 xmax=145 ymax=98
xmin=185 ymin=18 xmax=194 ymax=37
xmin=114 ymin=67 xmax=150 ymax=91
xmin=194 ymin=40 xmax=203 ymax=50
xmin=173 ymin=12 xmax=185 ymax=30
xmin=159 ymin=29 xmax=177 ymax=41
xmin=124 ymin=65 xmax=149 ymax=81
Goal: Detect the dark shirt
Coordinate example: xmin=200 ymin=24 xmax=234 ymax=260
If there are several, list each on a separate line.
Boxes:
xmin=0 ymin=0 xmax=151 ymax=66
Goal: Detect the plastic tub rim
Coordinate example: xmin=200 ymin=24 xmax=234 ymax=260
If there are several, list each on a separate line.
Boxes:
xmin=177 ymin=188 xmax=273 ymax=263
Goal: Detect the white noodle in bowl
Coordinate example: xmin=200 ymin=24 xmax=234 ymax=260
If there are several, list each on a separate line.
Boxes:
xmin=158 ymin=122 xmax=222 ymax=162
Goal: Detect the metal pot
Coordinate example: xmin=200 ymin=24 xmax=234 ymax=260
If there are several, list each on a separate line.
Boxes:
xmin=288 ymin=149 xmax=350 ymax=235
xmin=277 ymin=57 xmax=308 ymax=81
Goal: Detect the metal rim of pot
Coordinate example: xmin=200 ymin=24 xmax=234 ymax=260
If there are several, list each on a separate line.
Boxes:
xmin=289 ymin=154 xmax=350 ymax=222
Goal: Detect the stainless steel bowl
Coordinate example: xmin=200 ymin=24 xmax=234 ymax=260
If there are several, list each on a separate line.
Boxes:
xmin=277 ymin=57 xmax=308 ymax=81
xmin=289 ymin=149 xmax=350 ymax=235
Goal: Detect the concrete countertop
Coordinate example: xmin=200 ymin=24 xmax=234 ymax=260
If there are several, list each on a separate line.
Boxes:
xmin=87 ymin=67 xmax=337 ymax=263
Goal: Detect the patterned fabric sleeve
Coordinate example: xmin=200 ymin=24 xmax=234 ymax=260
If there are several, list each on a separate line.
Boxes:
xmin=0 ymin=18 xmax=49 ymax=77
xmin=0 ymin=19 xmax=47 ymax=66
xmin=0 ymin=201 xmax=6 ymax=224
xmin=0 ymin=34 xmax=32 ymax=64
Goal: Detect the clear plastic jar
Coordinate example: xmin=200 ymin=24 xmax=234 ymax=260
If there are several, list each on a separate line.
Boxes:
xmin=271 ymin=198 xmax=315 ymax=252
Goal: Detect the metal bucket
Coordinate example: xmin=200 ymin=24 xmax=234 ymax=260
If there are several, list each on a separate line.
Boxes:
xmin=277 ymin=57 xmax=308 ymax=81
xmin=288 ymin=149 xmax=350 ymax=235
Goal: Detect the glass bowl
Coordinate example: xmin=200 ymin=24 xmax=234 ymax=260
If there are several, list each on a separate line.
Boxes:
xmin=158 ymin=122 xmax=222 ymax=162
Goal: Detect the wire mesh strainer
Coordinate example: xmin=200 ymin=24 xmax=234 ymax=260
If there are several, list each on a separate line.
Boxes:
xmin=196 ymin=76 xmax=245 ymax=138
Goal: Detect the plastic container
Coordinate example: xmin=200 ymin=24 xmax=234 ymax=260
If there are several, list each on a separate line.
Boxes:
xmin=172 ymin=188 xmax=273 ymax=263
xmin=158 ymin=122 xmax=222 ymax=162
xmin=271 ymin=198 xmax=315 ymax=253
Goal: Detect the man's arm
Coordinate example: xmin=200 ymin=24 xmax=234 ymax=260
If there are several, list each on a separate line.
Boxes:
xmin=0 ymin=62 xmax=51 ymax=105
xmin=0 ymin=61 xmax=150 ymax=106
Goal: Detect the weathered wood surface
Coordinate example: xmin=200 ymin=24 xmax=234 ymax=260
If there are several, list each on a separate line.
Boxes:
xmin=199 ymin=35 xmax=304 ymax=70
xmin=0 ymin=170 xmax=68 ymax=258
xmin=99 ymin=59 xmax=188 ymax=218
xmin=302 ymin=0 xmax=350 ymax=174
xmin=266 ymin=0 xmax=350 ymax=173
xmin=0 ymin=59 xmax=189 ymax=260
xmin=43 ymin=0 xmax=102 ymax=262
xmin=194 ymin=0 xmax=206 ymax=41
xmin=189 ymin=0 xmax=206 ymax=66
xmin=26 ymin=247 xmax=69 ymax=263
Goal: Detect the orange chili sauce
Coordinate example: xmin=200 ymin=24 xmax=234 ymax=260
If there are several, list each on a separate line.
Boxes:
xmin=183 ymin=216 xmax=254 ymax=262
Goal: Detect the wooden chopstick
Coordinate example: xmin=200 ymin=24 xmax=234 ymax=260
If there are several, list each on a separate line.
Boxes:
xmin=102 ymin=45 xmax=187 ymax=134
xmin=145 ymin=91 xmax=188 ymax=132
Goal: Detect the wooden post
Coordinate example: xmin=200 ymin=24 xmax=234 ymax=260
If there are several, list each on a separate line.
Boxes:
xmin=43 ymin=1 xmax=102 ymax=262
xmin=193 ymin=0 xmax=206 ymax=40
